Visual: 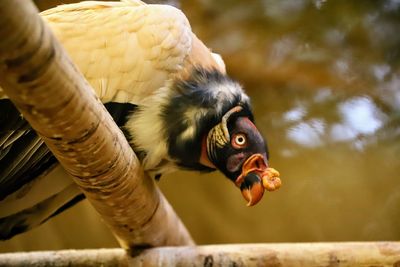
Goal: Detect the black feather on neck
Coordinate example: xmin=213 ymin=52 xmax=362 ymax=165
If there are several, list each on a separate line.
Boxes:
xmin=161 ymin=68 xmax=253 ymax=171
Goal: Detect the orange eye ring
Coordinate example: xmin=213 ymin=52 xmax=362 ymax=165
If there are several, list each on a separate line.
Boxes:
xmin=232 ymin=133 xmax=247 ymax=149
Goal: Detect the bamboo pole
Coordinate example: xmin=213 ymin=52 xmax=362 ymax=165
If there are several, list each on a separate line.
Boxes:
xmin=1 ymin=243 xmax=400 ymax=267
xmin=0 ymin=0 xmax=193 ymax=249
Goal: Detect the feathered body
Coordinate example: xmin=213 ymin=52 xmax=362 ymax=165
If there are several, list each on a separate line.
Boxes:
xmin=0 ymin=0 xmax=280 ymax=239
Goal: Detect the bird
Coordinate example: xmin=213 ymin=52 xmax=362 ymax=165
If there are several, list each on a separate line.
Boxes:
xmin=0 ymin=0 xmax=281 ymax=240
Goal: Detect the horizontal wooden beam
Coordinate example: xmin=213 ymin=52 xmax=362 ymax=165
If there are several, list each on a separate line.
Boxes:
xmin=0 ymin=0 xmax=193 ymax=249
xmin=0 ymin=242 xmax=399 ymax=266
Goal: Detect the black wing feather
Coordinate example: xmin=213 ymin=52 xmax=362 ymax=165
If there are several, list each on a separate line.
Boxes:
xmin=0 ymin=99 xmax=57 ymax=201
xmin=0 ymin=99 xmax=137 ymax=239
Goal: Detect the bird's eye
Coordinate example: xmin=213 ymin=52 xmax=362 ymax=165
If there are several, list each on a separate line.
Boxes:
xmin=232 ymin=133 xmax=247 ymax=149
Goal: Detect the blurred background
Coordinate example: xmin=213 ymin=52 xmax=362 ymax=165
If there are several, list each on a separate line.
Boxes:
xmin=1 ymin=0 xmax=399 ymax=252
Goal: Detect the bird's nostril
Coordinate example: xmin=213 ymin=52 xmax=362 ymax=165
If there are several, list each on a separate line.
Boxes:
xmin=255 ymin=157 xmax=265 ymax=170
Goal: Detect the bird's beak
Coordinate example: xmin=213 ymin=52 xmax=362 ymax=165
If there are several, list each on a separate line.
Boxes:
xmin=235 ymin=154 xmax=282 ymax=206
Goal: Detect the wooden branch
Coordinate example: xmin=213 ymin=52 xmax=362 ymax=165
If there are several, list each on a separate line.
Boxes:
xmin=0 ymin=0 xmax=193 ymax=249
xmin=0 ymin=249 xmax=128 ymax=267
xmin=1 ymin=243 xmax=399 ymax=267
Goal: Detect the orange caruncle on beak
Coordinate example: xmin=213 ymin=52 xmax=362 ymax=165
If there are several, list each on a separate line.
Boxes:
xmin=235 ymin=154 xmax=282 ymax=206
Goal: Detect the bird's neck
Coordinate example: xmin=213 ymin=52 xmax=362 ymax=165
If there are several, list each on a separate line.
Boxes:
xmin=126 ymin=68 xmax=251 ymax=176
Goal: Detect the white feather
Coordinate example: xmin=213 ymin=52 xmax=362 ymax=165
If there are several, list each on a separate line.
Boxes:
xmin=125 ymin=85 xmax=175 ymax=174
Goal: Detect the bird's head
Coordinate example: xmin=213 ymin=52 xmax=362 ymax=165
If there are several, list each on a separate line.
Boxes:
xmin=200 ymin=105 xmax=281 ymax=206
xmin=162 ymin=68 xmax=281 ymax=206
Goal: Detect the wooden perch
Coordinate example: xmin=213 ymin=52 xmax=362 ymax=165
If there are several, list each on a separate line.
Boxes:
xmin=0 ymin=242 xmax=400 ymax=266
xmin=0 ymin=0 xmax=193 ymax=249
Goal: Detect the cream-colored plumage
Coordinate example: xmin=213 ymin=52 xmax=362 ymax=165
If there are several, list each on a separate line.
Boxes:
xmin=41 ymin=0 xmax=192 ymax=103
xmin=0 ymin=0 xmax=225 ymax=102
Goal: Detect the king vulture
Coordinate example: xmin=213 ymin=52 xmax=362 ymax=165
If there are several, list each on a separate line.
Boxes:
xmin=0 ymin=0 xmax=281 ymax=240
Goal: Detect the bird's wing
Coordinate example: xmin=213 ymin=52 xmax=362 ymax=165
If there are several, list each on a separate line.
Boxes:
xmin=0 ymin=100 xmax=59 ymax=203
xmin=0 ymin=164 xmax=84 ymax=240
xmin=41 ymin=0 xmax=193 ymax=104
xmin=0 ymin=99 xmax=76 ymax=240
xmin=0 ymin=98 xmax=137 ymax=240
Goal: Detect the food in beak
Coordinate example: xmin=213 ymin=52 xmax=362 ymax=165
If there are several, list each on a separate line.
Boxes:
xmin=235 ymin=154 xmax=282 ymax=206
